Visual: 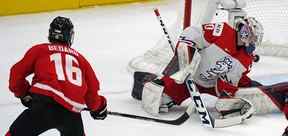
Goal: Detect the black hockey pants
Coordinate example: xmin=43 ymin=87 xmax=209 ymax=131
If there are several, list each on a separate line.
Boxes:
xmin=7 ymin=94 xmax=85 ymax=136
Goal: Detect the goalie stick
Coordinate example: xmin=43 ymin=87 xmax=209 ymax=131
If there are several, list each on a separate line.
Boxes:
xmin=130 ymin=9 xmax=182 ymax=100
xmin=186 ymin=78 xmax=215 ymax=127
xmin=153 ymin=8 xmax=179 ymax=76
xmin=84 ymin=104 xmax=194 ymax=125
xmin=154 ymin=8 xmax=175 ymax=52
xmin=100 ymin=77 xmax=252 ymax=127
xmin=120 ymin=9 xmax=191 ymax=125
xmin=185 ymin=76 xmax=255 ymax=128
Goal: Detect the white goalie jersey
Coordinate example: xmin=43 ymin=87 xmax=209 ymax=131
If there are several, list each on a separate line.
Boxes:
xmin=176 ymin=22 xmax=254 ymax=95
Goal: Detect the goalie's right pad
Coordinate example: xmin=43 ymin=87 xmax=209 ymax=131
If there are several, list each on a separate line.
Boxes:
xmin=142 ymin=81 xmax=164 ymax=115
xmin=131 ymin=71 xmax=157 ymax=100
xmin=235 ymin=86 xmax=281 ymax=114
xmin=141 ymin=80 xmax=175 ymax=115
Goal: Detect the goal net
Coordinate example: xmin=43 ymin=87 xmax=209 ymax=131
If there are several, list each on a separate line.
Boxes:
xmin=127 ymin=0 xmax=288 ymax=76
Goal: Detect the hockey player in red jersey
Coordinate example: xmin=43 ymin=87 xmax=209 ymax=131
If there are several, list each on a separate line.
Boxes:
xmin=5 ymin=16 xmax=107 ymax=136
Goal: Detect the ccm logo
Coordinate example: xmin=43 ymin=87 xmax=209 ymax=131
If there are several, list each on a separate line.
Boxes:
xmin=186 ymin=79 xmax=212 ymax=126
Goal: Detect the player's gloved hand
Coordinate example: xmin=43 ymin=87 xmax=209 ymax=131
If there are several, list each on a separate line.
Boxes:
xmin=253 ymin=54 xmax=260 ymax=62
xmin=20 ymin=93 xmax=33 ymax=108
xmin=90 ymin=98 xmax=107 ymax=120
xmin=217 ymin=79 xmax=238 ymax=98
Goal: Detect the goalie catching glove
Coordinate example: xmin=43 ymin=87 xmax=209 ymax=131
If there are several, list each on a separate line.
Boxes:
xmin=215 ymin=79 xmax=255 ymax=125
xmin=216 ymin=97 xmax=254 ymax=120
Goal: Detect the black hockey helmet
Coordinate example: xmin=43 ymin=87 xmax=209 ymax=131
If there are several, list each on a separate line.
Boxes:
xmin=48 ymin=16 xmax=74 ymax=46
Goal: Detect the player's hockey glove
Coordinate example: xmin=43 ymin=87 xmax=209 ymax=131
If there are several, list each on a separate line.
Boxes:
xmin=20 ymin=93 xmax=33 ymax=108
xmin=90 ymin=98 xmax=107 ymax=120
xmin=217 ymin=79 xmax=238 ymax=98
xmin=253 ymin=54 xmax=260 ymax=63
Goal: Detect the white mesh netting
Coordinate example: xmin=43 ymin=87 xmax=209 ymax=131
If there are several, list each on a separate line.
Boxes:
xmin=128 ymin=0 xmax=288 ymax=75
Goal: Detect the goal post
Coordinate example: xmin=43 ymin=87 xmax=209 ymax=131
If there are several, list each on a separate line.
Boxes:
xmin=183 ymin=0 xmax=192 ymax=29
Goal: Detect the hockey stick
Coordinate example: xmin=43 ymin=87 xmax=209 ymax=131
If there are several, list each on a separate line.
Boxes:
xmin=154 ymin=8 xmax=175 ymax=52
xmin=124 ymin=9 xmax=191 ymax=125
xmin=84 ymin=105 xmax=193 ymax=125
xmin=185 ymin=76 xmax=255 ymax=128
xmin=153 ymin=8 xmax=179 ymax=76
xmin=185 ymin=78 xmax=215 ymax=128
xmin=108 ymin=105 xmax=193 ymax=125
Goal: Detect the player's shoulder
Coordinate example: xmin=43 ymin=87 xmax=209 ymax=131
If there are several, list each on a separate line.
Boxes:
xmin=180 ymin=22 xmax=233 ymax=40
xmin=25 ymin=43 xmax=50 ymax=53
xmin=67 ymin=47 xmax=88 ymax=63
xmin=31 ymin=43 xmax=49 ymax=48
xmin=182 ymin=25 xmax=202 ymax=35
xmin=233 ymin=49 xmax=254 ymax=68
xmin=180 ymin=25 xmax=203 ymax=44
xmin=70 ymin=47 xmax=85 ymax=59
xmin=202 ymin=22 xmax=233 ymax=36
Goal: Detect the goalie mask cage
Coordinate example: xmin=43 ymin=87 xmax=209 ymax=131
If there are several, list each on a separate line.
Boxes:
xmin=127 ymin=0 xmax=288 ymax=76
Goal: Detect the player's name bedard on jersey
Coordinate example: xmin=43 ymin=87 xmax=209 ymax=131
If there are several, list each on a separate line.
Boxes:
xmin=48 ymin=45 xmax=79 ymax=56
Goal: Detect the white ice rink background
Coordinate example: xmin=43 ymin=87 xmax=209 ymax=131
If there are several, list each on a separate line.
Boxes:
xmin=0 ymin=0 xmax=287 ymax=135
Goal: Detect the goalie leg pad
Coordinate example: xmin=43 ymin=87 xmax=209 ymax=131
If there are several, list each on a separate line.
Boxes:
xmin=159 ymin=93 xmax=176 ymax=113
xmin=131 ymin=72 xmax=157 ymax=100
xmin=141 ymin=81 xmax=165 ymax=115
xmin=259 ymin=82 xmax=288 ymax=110
xmin=235 ymin=87 xmax=281 ymax=114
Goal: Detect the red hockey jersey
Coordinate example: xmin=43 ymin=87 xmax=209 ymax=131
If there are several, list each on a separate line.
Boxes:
xmin=9 ymin=43 xmax=105 ymax=112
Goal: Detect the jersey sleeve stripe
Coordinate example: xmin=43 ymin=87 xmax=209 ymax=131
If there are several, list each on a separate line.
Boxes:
xmin=179 ymin=36 xmax=196 ymax=45
xmin=33 ymin=83 xmax=86 ymax=112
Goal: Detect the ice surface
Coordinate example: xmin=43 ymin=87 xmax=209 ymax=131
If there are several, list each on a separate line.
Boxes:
xmin=0 ymin=0 xmax=287 ymax=135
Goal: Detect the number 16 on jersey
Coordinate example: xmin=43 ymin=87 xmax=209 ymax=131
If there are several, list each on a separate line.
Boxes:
xmin=50 ymin=53 xmax=82 ymax=86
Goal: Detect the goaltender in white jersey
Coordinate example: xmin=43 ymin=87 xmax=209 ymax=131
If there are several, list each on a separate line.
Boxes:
xmin=130 ymin=0 xmax=288 ymax=129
